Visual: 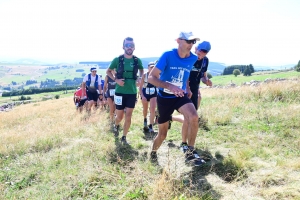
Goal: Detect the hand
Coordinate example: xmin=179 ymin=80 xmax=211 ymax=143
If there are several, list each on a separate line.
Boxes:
xmin=141 ymin=95 xmax=147 ymax=102
xmin=168 ymin=84 xmax=185 ymax=97
xmin=116 ymin=78 xmax=125 ymax=86
xmin=206 ymin=79 xmax=212 ymax=86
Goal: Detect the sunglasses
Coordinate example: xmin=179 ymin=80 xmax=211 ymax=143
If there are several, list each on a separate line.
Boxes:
xmin=92 ymin=70 xmax=97 ymax=72
xmin=180 ymin=39 xmax=196 ymax=44
xmin=124 ymin=43 xmax=135 ymax=48
xmin=199 ymin=49 xmax=208 ymax=53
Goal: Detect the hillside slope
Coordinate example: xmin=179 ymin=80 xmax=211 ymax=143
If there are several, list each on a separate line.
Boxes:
xmin=1 ymin=79 xmax=300 ymax=199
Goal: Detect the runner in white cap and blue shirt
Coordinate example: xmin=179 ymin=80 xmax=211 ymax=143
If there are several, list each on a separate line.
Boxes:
xmin=147 ymin=31 xmax=206 ymax=166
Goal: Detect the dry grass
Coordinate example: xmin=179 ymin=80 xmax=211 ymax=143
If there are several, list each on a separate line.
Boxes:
xmin=1 ymin=79 xmax=300 ymax=199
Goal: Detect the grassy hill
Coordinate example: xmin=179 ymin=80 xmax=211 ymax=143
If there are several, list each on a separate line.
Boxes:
xmin=1 ymin=77 xmax=300 ymax=199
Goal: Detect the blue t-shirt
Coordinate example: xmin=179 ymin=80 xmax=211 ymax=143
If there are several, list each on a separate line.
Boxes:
xmin=156 ymin=49 xmax=198 ymax=98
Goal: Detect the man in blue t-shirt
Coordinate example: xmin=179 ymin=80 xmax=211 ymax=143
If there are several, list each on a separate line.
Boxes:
xmin=148 ymin=31 xmax=206 ymax=167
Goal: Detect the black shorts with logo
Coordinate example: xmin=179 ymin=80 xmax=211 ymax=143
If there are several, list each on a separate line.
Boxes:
xmin=142 ymin=87 xmax=157 ymax=101
xmin=157 ymin=93 xmax=192 ymax=124
xmin=114 ymin=92 xmax=137 ymax=110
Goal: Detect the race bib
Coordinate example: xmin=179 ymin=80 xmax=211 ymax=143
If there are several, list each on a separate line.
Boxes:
xmin=109 ymin=89 xmax=115 ymax=96
xmin=114 ymin=95 xmax=122 ymax=105
xmin=163 ymin=82 xmax=183 ymax=94
xmin=149 ymin=88 xmax=155 ymax=95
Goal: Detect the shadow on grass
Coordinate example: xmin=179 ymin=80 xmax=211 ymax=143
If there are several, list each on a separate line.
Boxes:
xmin=177 ymin=150 xmax=248 ymax=199
xmin=182 ymin=150 xmax=248 ymax=184
xmin=106 ymin=134 xmax=139 ymax=166
xmin=142 ymin=129 xmax=157 ymax=141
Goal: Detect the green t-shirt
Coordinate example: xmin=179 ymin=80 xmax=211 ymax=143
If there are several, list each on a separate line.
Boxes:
xmin=109 ymin=56 xmax=143 ymax=94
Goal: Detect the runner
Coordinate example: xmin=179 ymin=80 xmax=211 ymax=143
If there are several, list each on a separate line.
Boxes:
xmin=106 ymin=37 xmax=144 ymax=144
xmin=82 ymin=67 xmax=102 ymax=114
xmin=181 ymin=41 xmax=212 ymax=153
xmin=74 ymin=85 xmax=87 ymax=113
xmin=148 ymin=31 xmax=205 ymax=166
xmin=103 ymin=70 xmax=117 ymax=123
xmin=139 ymin=61 xmax=157 ymax=133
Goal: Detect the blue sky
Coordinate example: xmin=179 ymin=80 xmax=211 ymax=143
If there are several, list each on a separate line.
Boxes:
xmin=0 ymin=0 xmax=299 ymax=66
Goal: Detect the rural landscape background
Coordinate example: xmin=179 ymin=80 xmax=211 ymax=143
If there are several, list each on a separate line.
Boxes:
xmin=1 ymin=60 xmax=300 ymax=199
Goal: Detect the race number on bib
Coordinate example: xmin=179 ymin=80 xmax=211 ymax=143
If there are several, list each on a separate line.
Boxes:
xmin=109 ymin=89 xmax=115 ymax=96
xmin=114 ymin=95 xmax=123 ymax=105
xmin=146 ymin=87 xmax=156 ymax=95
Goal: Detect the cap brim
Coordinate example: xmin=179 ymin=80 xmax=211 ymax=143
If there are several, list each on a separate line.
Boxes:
xmin=187 ymin=36 xmax=200 ymax=41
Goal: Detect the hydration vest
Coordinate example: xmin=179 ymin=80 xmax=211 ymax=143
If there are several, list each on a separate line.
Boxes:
xmin=86 ymin=74 xmax=99 ymax=92
xmin=143 ymin=73 xmax=156 ymax=88
xmin=116 ymin=55 xmax=139 ymax=80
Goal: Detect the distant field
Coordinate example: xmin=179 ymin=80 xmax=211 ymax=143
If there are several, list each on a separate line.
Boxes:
xmin=0 ymin=64 xmax=107 ymax=86
xmin=211 ymin=70 xmax=300 ymax=86
xmin=0 ymin=89 xmax=75 ymax=105
xmin=1 ymin=64 xmax=299 ymax=88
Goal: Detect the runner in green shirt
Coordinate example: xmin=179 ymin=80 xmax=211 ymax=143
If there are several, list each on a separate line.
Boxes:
xmin=106 ymin=37 xmax=144 ymax=145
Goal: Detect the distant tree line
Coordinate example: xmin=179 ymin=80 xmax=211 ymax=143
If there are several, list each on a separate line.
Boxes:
xmin=26 ymin=80 xmax=37 ymax=85
xmin=2 ymin=86 xmax=77 ymax=97
xmin=295 ymin=60 xmax=300 ymax=72
xmin=223 ymin=64 xmax=254 ymax=76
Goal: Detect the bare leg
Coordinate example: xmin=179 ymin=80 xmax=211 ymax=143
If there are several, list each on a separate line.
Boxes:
xmin=178 ymin=103 xmax=198 ymax=147
xmin=141 ymin=98 xmax=149 ymax=120
xmin=115 ymin=109 xmax=124 ymax=126
xmin=197 ymin=89 xmax=201 ymax=109
xmin=149 ymin=97 xmax=157 ymax=125
xmin=107 ymin=98 xmax=115 ymax=121
xmin=123 ymin=107 xmax=134 ymax=137
xmin=152 ymin=121 xmax=169 ymax=151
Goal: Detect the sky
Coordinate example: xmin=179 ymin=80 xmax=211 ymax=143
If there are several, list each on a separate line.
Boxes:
xmin=0 ymin=0 xmax=299 ymax=66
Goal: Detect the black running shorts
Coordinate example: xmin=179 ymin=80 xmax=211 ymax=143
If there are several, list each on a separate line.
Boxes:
xmin=87 ymin=91 xmax=99 ymax=102
xmin=157 ymin=94 xmax=192 ymax=124
xmin=114 ymin=93 xmax=137 ymax=110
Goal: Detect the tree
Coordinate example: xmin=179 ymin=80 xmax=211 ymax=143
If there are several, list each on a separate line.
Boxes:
xmin=207 ymin=72 xmax=212 ymax=79
xmin=233 ymin=69 xmax=241 ymax=77
xmin=249 ymin=64 xmax=255 ymax=73
xmin=243 ymin=66 xmax=252 ymax=76
xmin=295 ymin=60 xmax=300 ymax=72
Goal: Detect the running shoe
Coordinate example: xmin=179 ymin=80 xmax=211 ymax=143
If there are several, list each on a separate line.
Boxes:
xmin=121 ymin=136 xmax=129 ymax=145
xmin=180 ymin=142 xmax=189 ymax=153
xmin=185 ymin=149 xmax=206 ymax=166
xmin=150 ymin=151 xmax=158 ymax=162
xmin=113 ymin=124 xmax=119 ymax=137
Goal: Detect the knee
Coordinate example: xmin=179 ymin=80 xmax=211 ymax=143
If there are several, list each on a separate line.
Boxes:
xmin=158 ymin=132 xmax=167 ymax=140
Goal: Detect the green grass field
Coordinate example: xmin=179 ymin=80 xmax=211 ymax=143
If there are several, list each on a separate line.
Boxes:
xmin=1 ymin=77 xmax=299 ymax=199
xmin=211 ymin=70 xmax=300 ymax=86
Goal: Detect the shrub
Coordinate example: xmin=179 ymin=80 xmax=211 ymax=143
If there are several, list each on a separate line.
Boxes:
xmin=233 ymin=69 xmax=241 ymax=77
xmin=54 ymin=95 xmax=60 ymax=99
xmin=19 ymin=95 xmax=27 ymax=101
xmin=207 ymin=72 xmax=213 ymax=79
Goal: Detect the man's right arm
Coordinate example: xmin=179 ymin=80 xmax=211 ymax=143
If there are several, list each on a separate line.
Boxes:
xmin=148 ymin=67 xmax=185 ymax=97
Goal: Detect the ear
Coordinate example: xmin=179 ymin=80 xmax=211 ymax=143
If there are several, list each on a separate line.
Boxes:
xmin=123 ymin=46 xmax=125 ymax=50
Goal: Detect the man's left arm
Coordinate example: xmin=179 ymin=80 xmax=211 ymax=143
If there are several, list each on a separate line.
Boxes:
xmin=186 ymin=78 xmax=192 ymax=98
xmin=201 ymin=72 xmax=212 ymax=86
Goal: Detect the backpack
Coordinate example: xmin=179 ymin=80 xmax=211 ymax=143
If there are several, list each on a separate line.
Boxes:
xmin=116 ymin=55 xmax=139 ymax=80
xmin=86 ymin=74 xmax=98 ymax=93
